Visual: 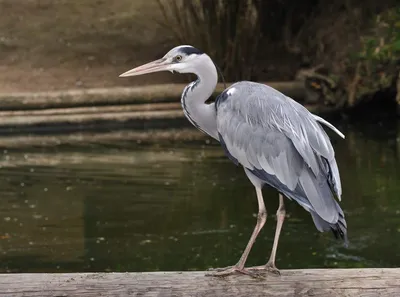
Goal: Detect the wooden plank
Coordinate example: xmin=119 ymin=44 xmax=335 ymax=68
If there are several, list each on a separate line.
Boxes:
xmin=0 ymin=81 xmax=305 ymax=110
xmin=0 ymin=109 xmax=184 ymax=126
xmin=0 ymin=103 xmax=184 ymax=131
xmin=0 ymin=102 xmax=182 ymax=117
xmin=0 ymin=129 xmax=206 ymax=149
xmin=0 ymin=104 xmax=319 ymax=128
xmin=0 ymin=269 xmax=399 ymax=297
xmin=0 ymin=101 xmax=321 ymax=133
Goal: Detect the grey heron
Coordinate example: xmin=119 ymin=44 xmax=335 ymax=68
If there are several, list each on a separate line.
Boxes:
xmin=120 ymin=45 xmax=347 ymax=277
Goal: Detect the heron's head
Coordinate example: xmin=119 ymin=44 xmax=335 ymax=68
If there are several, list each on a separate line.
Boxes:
xmin=119 ymin=45 xmax=209 ymax=77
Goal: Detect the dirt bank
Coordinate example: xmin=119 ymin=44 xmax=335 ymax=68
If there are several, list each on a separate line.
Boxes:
xmin=0 ymin=0 xmax=185 ymax=92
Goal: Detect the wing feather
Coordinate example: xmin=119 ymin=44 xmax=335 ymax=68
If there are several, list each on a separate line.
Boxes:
xmin=313 ymin=114 xmax=345 ymax=139
xmin=216 ymin=82 xmax=345 ymax=223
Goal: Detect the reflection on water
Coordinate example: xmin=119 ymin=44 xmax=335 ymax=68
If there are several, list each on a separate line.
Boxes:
xmin=0 ymin=119 xmax=399 ymax=272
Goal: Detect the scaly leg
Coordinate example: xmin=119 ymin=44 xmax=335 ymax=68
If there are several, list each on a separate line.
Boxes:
xmin=206 ymin=187 xmax=267 ymax=278
xmin=249 ymin=193 xmax=286 ymax=275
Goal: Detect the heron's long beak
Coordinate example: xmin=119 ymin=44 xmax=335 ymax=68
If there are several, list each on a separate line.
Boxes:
xmin=119 ymin=58 xmax=170 ymax=77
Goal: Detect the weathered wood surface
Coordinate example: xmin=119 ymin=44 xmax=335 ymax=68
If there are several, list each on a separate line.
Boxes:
xmin=0 ymin=101 xmax=322 ymax=127
xmin=0 ymin=129 xmax=207 ymax=148
xmin=0 ymin=81 xmax=330 ymax=139
xmin=0 ymin=102 xmax=182 ymax=116
xmin=0 ymin=82 xmax=306 ymax=136
xmin=0 ymin=105 xmax=183 ymax=126
xmin=0 ymin=269 xmax=398 ymax=297
xmin=0 ymin=81 xmax=304 ymax=110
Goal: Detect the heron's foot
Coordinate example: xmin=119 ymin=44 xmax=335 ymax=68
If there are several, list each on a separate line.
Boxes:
xmin=248 ymin=262 xmax=281 ymax=276
xmin=205 ymin=266 xmax=264 ymax=278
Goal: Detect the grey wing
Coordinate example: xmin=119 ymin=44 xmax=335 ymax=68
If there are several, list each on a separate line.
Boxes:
xmin=285 ymin=98 xmax=343 ymax=199
xmin=216 ymin=82 xmax=343 ymax=224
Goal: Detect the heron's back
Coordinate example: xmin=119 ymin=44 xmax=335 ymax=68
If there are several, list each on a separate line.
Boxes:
xmin=215 ymin=81 xmax=347 ymax=242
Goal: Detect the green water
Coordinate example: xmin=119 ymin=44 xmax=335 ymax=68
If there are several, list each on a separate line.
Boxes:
xmin=0 ymin=120 xmax=399 ymax=272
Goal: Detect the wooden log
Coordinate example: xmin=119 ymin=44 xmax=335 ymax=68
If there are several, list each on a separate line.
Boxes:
xmin=0 ymin=129 xmax=207 ymax=149
xmin=0 ymin=102 xmax=186 ymax=136
xmin=0 ymin=106 xmax=183 ymax=126
xmin=0 ymin=102 xmax=182 ymax=117
xmin=0 ymin=82 xmax=333 ymax=137
xmin=0 ymin=101 xmax=322 ymax=134
xmin=0 ymin=81 xmax=305 ymax=110
xmin=0 ymin=269 xmax=398 ymax=297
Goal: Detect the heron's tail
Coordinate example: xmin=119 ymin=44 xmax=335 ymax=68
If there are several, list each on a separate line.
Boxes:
xmin=311 ymin=204 xmax=348 ymax=247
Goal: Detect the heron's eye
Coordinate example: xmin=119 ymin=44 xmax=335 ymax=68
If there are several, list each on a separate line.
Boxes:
xmin=174 ymin=55 xmax=183 ymax=62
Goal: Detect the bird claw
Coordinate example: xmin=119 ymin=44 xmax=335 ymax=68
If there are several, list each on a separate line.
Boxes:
xmin=247 ymin=263 xmax=281 ymax=276
xmin=205 ymin=266 xmax=265 ymax=278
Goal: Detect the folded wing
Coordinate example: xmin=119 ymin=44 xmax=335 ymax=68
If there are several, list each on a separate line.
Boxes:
xmin=216 ymin=82 xmax=344 ymax=223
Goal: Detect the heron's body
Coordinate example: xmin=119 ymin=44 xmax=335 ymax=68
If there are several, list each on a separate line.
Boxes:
xmin=215 ymin=82 xmax=346 ymax=238
xmin=120 ymin=45 xmax=347 ymax=277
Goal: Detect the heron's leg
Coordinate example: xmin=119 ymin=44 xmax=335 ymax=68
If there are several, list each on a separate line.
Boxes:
xmin=236 ymin=187 xmax=267 ymax=268
xmin=206 ymin=186 xmax=267 ymax=277
xmin=249 ymin=193 xmax=286 ymax=275
xmin=265 ymin=193 xmax=286 ymax=273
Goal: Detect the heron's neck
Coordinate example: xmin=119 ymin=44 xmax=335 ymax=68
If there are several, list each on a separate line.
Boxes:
xmin=181 ymin=56 xmax=218 ymax=140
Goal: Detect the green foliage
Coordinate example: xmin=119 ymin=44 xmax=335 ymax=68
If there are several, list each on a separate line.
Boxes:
xmin=156 ymin=0 xmax=399 ymax=108
xmin=347 ymin=7 xmax=400 ymax=106
xmin=358 ymin=8 xmax=400 ymax=63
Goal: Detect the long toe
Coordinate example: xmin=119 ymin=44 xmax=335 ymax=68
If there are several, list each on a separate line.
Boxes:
xmin=247 ymin=264 xmax=281 ymax=276
xmin=264 ymin=261 xmax=281 ymax=275
xmin=205 ymin=266 xmax=265 ymax=278
xmin=265 ymin=265 xmax=280 ymax=276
